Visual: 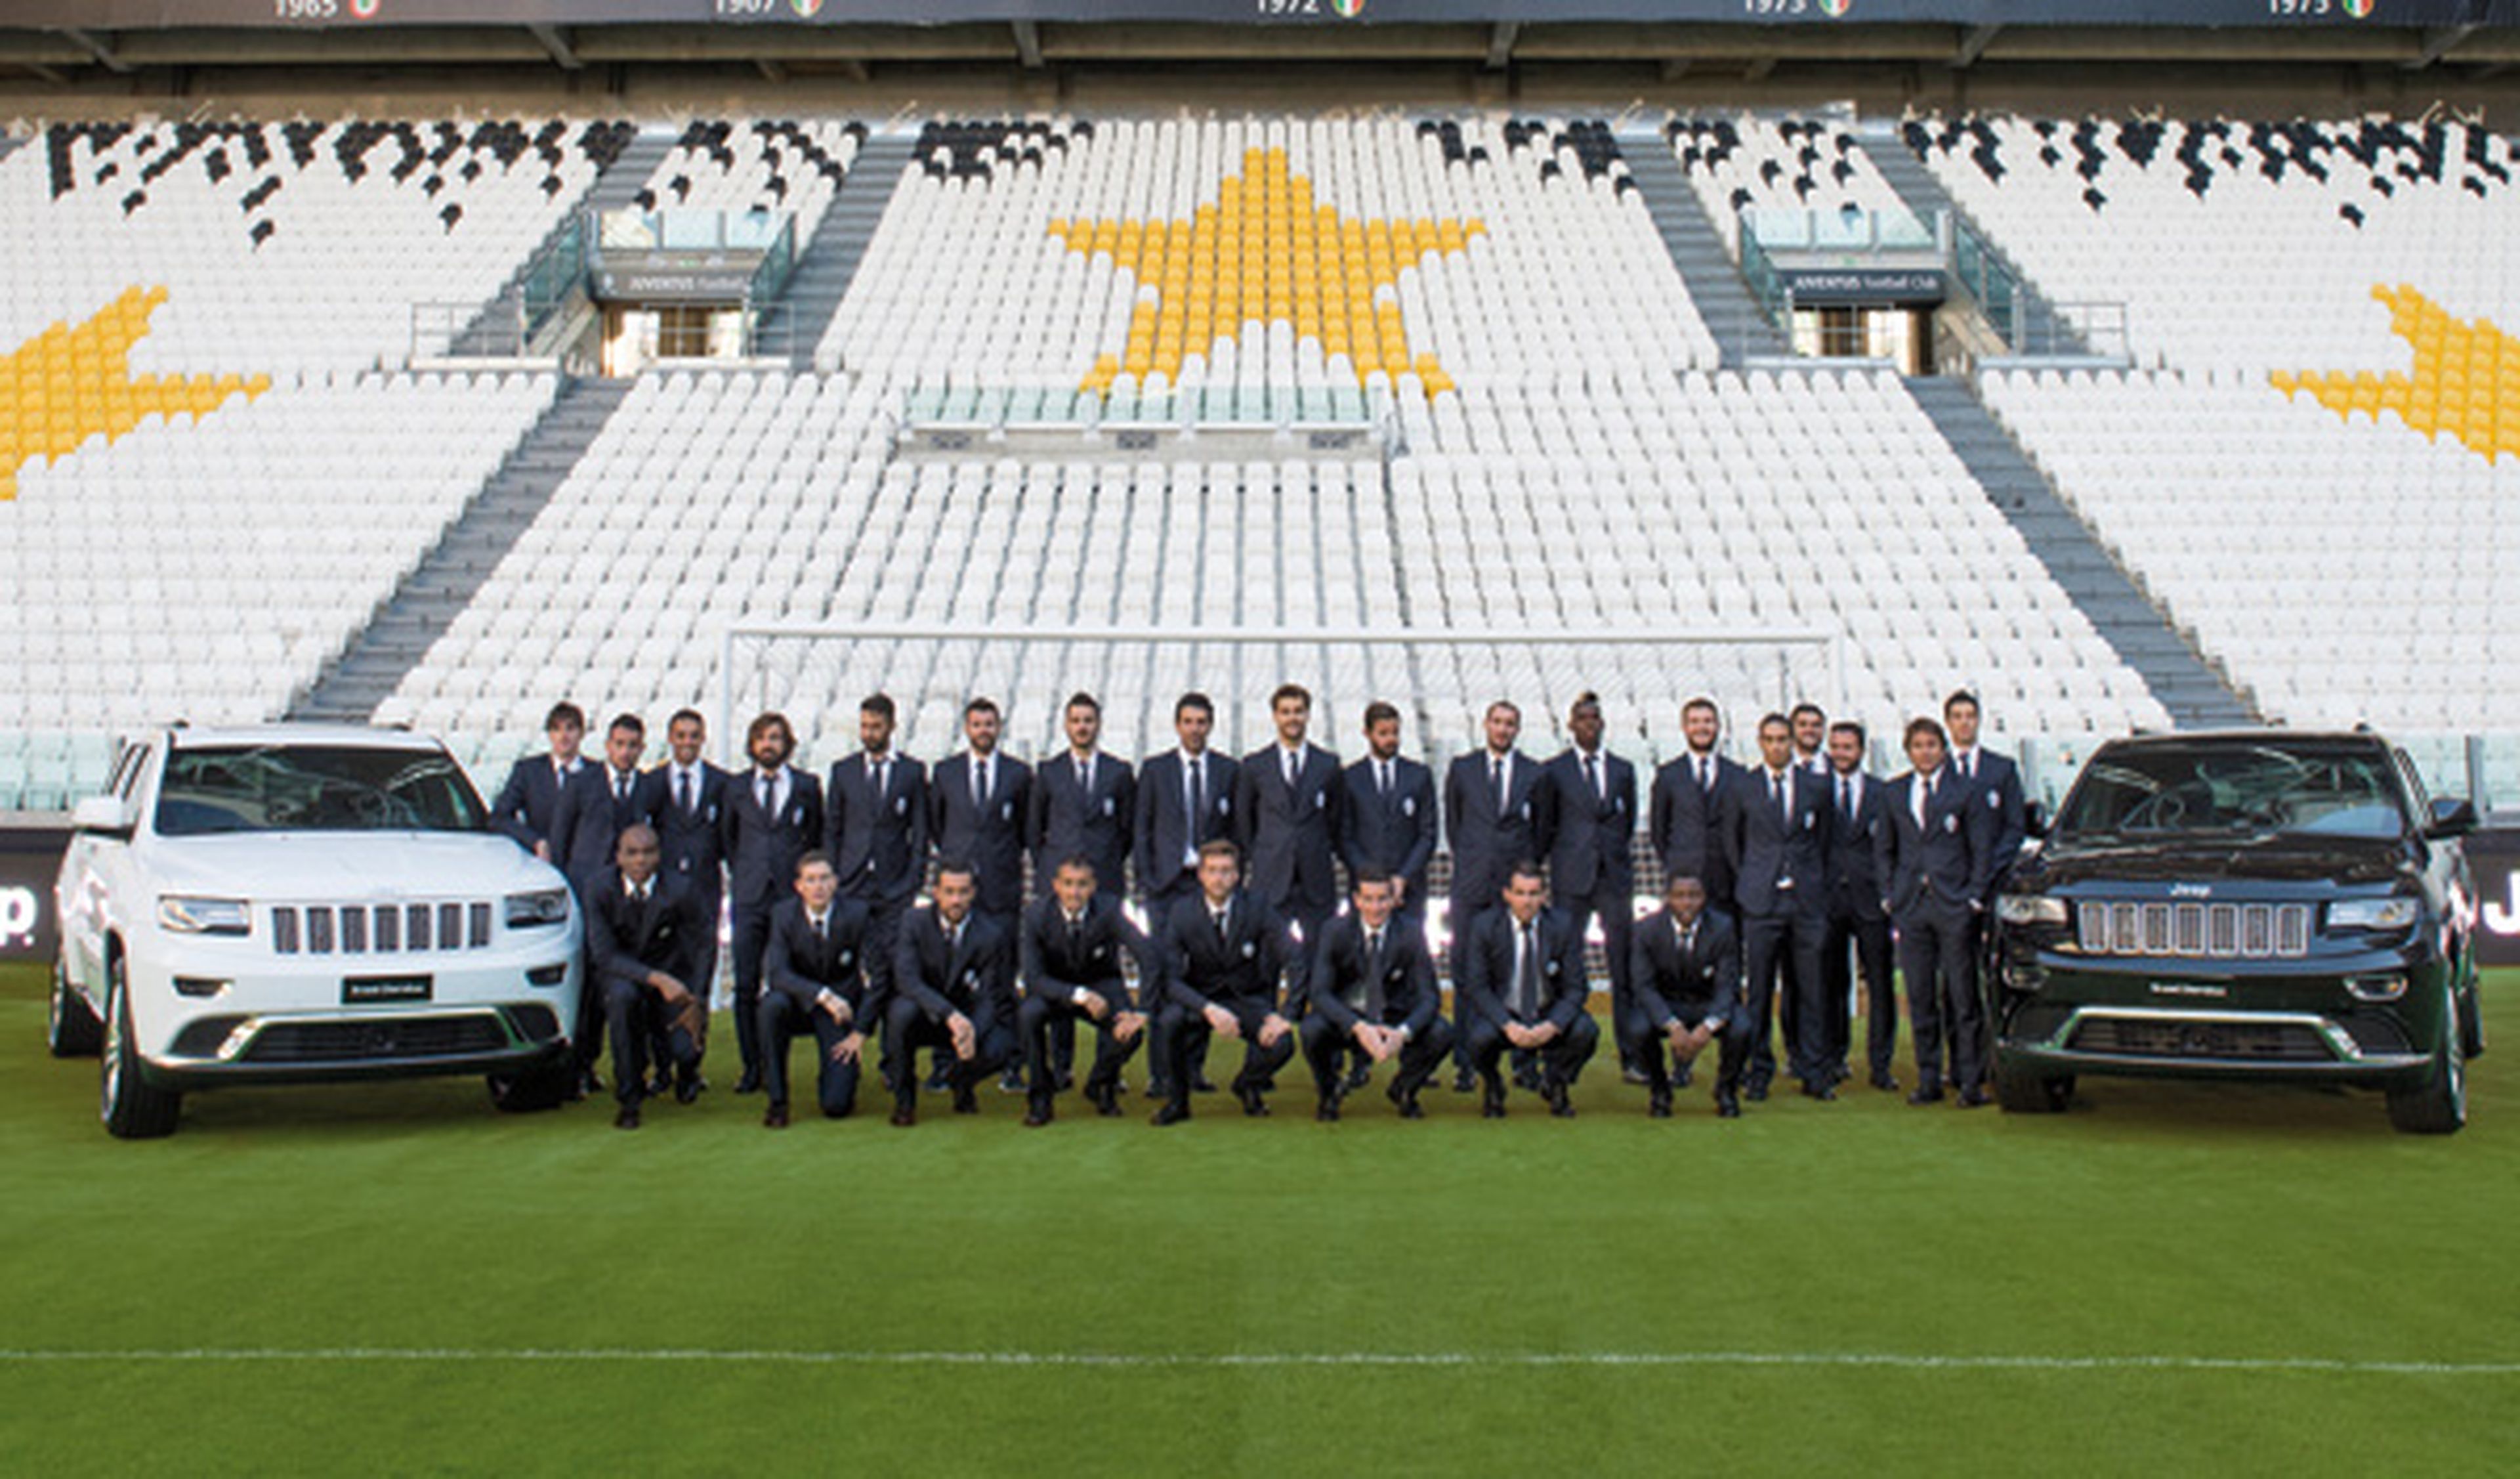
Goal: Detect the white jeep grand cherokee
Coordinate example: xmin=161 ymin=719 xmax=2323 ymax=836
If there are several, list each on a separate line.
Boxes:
xmin=47 ymin=725 xmax=584 ymax=1138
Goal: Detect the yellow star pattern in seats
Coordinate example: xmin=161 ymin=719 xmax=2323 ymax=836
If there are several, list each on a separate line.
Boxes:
xmin=2273 ymin=285 xmax=2517 ymax=461
xmin=0 ymin=286 xmax=268 ymax=501
xmin=1048 ymin=147 xmax=1484 ymax=397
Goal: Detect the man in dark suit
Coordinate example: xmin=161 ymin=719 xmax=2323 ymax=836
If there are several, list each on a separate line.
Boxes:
xmin=1628 ymin=874 xmax=1749 ymax=1118
xmin=488 ymin=701 xmax=587 ymax=860
xmin=1298 ymin=870 xmax=1453 ymax=1121
xmin=1339 ymin=700 xmax=1437 ymax=931
xmin=1820 ymin=719 xmax=1899 ymax=1092
xmin=825 ymin=692 xmax=928 ymax=1015
xmin=755 ymin=851 xmax=874 ymax=1126
xmin=1442 ymin=700 xmax=1542 ymax=1090
xmin=720 ymin=711 xmax=825 ymax=1096
xmin=1725 ymin=712 xmax=1835 ymax=1101
xmin=1456 ymin=863 xmax=1597 ymax=1119
xmin=1648 ymin=696 xmax=1747 ymax=916
xmin=1944 ymin=689 xmax=2028 ymax=1095
xmin=1233 ymin=682 xmax=1343 ymax=949
xmin=1017 ymin=856 xmax=1154 ymax=1126
xmin=1790 ymin=702 xmax=1831 ymax=779
xmin=583 ymin=825 xmax=706 ymax=1130
xmin=1133 ymin=692 xmax=1236 ymax=1098
xmin=1874 ymin=717 xmax=1996 ymax=1107
xmin=650 ymin=708 xmax=730 ymax=1088
xmin=931 ymin=697 xmax=1032 ymax=926
xmin=549 ymin=713 xmax=660 ymax=1089
xmin=1150 ymin=841 xmax=1300 ymax=1125
xmin=885 ymin=861 xmax=1016 ymax=1125
xmin=1536 ymin=692 xmax=1639 ymax=1079
xmin=1028 ymin=692 xmax=1135 ymax=1092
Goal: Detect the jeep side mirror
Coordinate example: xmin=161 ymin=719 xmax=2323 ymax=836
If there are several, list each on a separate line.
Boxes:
xmin=2424 ymin=796 xmax=2476 ymax=840
xmin=72 ymin=794 xmax=133 ymax=836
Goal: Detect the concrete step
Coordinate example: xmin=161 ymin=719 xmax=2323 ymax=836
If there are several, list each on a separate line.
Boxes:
xmin=447 ymin=128 xmax=677 ymax=358
xmin=1901 ymin=376 xmax=2255 ymax=730
xmin=756 ymin=134 xmax=917 ymax=368
xmin=1615 ymin=127 xmax=1786 ymax=367
xmin=1858 ymin=129 xmax=2088 ymax=358
xmin=290 ymin=377 xmax=635 ymax=724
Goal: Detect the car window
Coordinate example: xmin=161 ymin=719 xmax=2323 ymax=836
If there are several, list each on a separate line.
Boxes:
xmin=2056 ymin=742 xmax=2410 ymax=841
xmin=154 ymin=746 xmax=488 ymax=836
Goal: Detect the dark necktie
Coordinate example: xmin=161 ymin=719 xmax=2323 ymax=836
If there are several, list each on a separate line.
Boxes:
xmin=1284 ymin=749 xmax=1299 ymax=791
xmin=1515 ymin=921 xmax=1538 ymax=1019
xmin=872 ymin=758 xmax=888 ymax=801
xmin=1583 ymin=752 xmax=1601 ymax=804
xmin=1492 ymin=756 xmax=1506 ymax=817
xmin=1188 ymin=756 xmax=1205 ymax=835
xmin=1377 ymin=760 xmax=1392 ymax=802
xmin=973 ymin=758 xmax=988 ymax=810
xmin=614 ymin=771 xmax=630 ymax=805
xmin=1080 ymin=755 xmax=1094 ymax=797
xmin=1696 ymin=756 xmax=1712 ymax=796
xmin=677 ymin=770 xmax=694 ymax=817
xmin=1067 ymin=913 xmax=1083 ymax=954
xmin=1213 ymin=906 xmax=1229 ymax=943
xmin=1363 ymin=929 xmax=1387 ymax=1019
xmin=1838 ymin=776 xmax=1853 ymax=822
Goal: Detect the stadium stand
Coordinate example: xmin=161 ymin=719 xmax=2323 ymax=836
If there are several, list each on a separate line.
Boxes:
xmin=1668 ymin=115 xmax=1920 ymax=259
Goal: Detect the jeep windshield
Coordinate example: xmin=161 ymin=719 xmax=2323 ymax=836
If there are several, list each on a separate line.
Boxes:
xmin=2055 ymin=741 xmax=2409 ymax=842
xmin=154 ymin=745 xmax=489 ymax=836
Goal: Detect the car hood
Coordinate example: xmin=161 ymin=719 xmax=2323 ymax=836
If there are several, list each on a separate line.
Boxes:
xmin=2020 ymin=833 xmax=2416 ymax=891
xmin=141 ymin=831 xmax=564 ymax=901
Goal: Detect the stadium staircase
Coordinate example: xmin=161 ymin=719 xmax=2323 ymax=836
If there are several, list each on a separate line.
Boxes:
xmin=1614 ymin=129 xmax=1788 ymax=366
xmin=1858 ymin=128 xmax=2091 ymax=360
xmin=757 ymin=131 xmax=915 ymax=368
xmin=291 ymin=377 xmax=635 ymax=723
xmin=450 ymin=125 xmax=678 ymax=358
xmin=1902 ymin=377 xmax=2256 ymax=729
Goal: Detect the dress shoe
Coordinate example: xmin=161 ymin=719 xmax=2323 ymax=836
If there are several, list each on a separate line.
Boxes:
xmin=1715 ymin=1091 xmax=1742 ymax=1119
xmin=1343 ymin=1061 xmax=1372 ymax=1093
xmin=1620 ymin=1065 xmax=1650 ymax=1086
xmin=763 ymin=1102 xmax=789 ymax=1129
xmin=647 ymin=1071 xmax=675 ymax=1099
xmin=1907 ymin=1085 xmax=1945 ymax=1105
xmin=1150 ymin=1102 xmax=1190 ymax=1126
xmin=1802 ymin=1082 xmax=1838 ymax=1102
xmin=1057 ymin=1071 xmax=1077 ymax=1092
xmin=1388 ymin=1083 xmax=1425 ymax=1120
xmin=733 ymin=1071 xmax=762 ymax=1096
xmin=1744 ymin=1081 xmax=1770 ymax=1103
xmin=613 ymin=1104 xmax=640 ymax=1130
xmin=1512 ymin=1067 xmax=1542 ymax=1092
xmin=1190 ymin=1075 xmax=1219 ymax=1094
xmin=1545 ymin=1082 xmax=1576 ymax=1119
xmin=952 ymin=1086 xmax=978 ymax=1115
xmin=1648 ymin=1092 xmax=1673 ymax=1119
xmin=1956 ymin=1087 xmax=1992 ymax=1109
xmin=1314 ymin=1098 xmax=1340 ymax=1123
xmin=1480 ymin=1086 xmax=1507 ymax=1119
xmin=923 ymin=1065 xmax=952 ymax=1093
xmin=674 ymin=1077 xmax=704 ymax=1106
xmin=1145 ymin=1079 xmax=1173 ymax=1101
xmin=1087 ymin=1082 xmax=1122 ymax=1117
xmin=1022 ymin=1105 xmax=1051 ymax=1128
xmin=1238 ymin=1085 xmax=1271 ymax=1118
xmin=890 ymin=1103 xmax=917 ymax=1127
xmin=1673 ymin=1064 xmax=1694 ymax=1088
xmin=1452 ymin=1068 xmax=1478 ymax=1094
xmin=1870 ymin=1071 xmax=1899 ymax=1092
xmin=998 ymin=1069 xmax=1025 ymax=1094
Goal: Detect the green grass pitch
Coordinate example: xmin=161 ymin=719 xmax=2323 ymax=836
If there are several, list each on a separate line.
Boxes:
xmin=1 ymin=961 xmax=2513 ymax=1475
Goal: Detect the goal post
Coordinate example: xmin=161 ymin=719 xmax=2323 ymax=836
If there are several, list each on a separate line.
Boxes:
xmin=717 ymin=622 xmax=1845 ymax=776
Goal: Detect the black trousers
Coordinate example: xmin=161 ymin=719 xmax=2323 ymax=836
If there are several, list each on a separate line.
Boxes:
xmin=1557 ymin=884 xmax=1635 ymax=1066
xmin=604 ymin=977 xmax=700 ymax=1107
xmin=1017 ymin=991 xmax=1143 ymax=1111
xmin=881 ymin=997 xmax=1014 ymax=1107
xmin=727 ymin=902 xmax=776 ymax=1080
xmin=1740 ymin=901 xmax=1828 ymax=1087
xmin=1626 ymin=1004 xmax=1749 ymax=1097
xmin=1896 ymin=896 xmax=1983 ymax=1093
xmin=1155 ymin=1000 xmax=1297 ymax=1113
xmin=755 ymin=989 xmax=864 ymax=1117
xmin=1446 ymin=895 xmax=1502 ymax=1071
xmin=1462 ymin=1012 xmax=1599 ymax=1091
xmin=1141 ymin=884 xmax=1203 ymax=1089
xmin=1299 ymin=1013 xmax=1454 ymax=1101
xmin=1822 ymin=903 xmax=1897 ymax=1079
xmin=650 ymin=886 xmax=722 ymax=1081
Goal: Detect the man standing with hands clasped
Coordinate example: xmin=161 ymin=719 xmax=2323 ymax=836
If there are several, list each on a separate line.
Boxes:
xmin=1876 ymin=717 xmax=1996 ymax=1108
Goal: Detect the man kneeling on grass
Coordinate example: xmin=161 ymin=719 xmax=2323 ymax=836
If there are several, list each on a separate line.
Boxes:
xmin=885 ymin=861 xmax=1016 ymax=1126
xmin=1017 ymin=855 xmax=1156 ymax=1126
xmin=756 ymin=851 xmax=874 ymax=1128
xmin=1628 ymin=874 xmax=1750 ymax=1120
xmin=1298 ymin=868 xmax=1453 ymax=1122
xmin=587 ymin=825 xmax=706 ymax=1132
xmin=1151 ymin=840 xmax=1300 ymax=1125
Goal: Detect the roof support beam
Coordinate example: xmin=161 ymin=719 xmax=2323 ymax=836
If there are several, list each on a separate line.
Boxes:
xmin=526 ymin=22 xmax=583 ymax=70
xmin=55 ymin=28 xmax=133 ymax=74
xmin=1012 ymin=19 xmax=1043 ymax=69
xmin=1952 ymin=23 xmax=2001 ymax=69
xmin=2406 ymin=24 xmax=2478 ymax=70
xmin=1484 ymin=20 xmax=1519 ymax=71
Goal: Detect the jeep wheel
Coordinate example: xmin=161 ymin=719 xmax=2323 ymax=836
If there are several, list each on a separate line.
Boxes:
xmin=486 ymin=1056 xmax=574 ymax=1114
xmin=1994 ymin=1060 xmax=2070 ymax=1114
xmin=2387 ymin=998 xmax=2467 ymax=1136
xmin=100 ymin=956 xmax=182 ymax=1140
xmin=48 ymin=959 xmax=102 ymax=1058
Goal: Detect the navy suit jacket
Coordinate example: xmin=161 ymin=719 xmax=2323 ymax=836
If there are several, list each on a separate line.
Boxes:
xmin=1725 ymin=765 xmax=1831 ymax=918
xmin=891 ymin=906 xmax=1013 ymax=1027
xmin=1030 ymin=751 xmax=1137 ymax=899
xmin=930 ymin=751 xmax=1033 ymax=918
xmin=1629 ymin=907 xmax=1742 ymax=1030
xmin=549 ymin=764 xmax=660 ymax=893
xmin=489 ymin=753 xmax=583 ymax=853
xmin=1536 ymin=747 xmax=1637 ymax=901
xmin=1951 ymin=747 xmax=2028 ymax=901
xmin=1302 ymin=911 xmax=1439 ymax=1039
xmin=721 ymin=767 xmax=825 ymax=914
xmin=650 ymin=761 xmax=730 ymax=902
xmin=1648 ymin=752 xmax=1746 ymax=906
xmin=1454 ymin=905 xmax=1588 ymax=1033
xmin=585 ymin=868 xmax=706 ymax=996
xmin=1337 ymin=754 xmax=1437 ymax=906
xmin=1018 ymin=892 xmax=1155 ymax=1013
xmin=1822 ymin=769 xmax=1892 ymax=923
xmin=1133 ymin=748 xmax=1238 ymax=903
xmin=1874 ymin=767 xmax=1995 ymax=916
xmin=1443 ymin=748 xmax=1544 ymax=907
xmin=761 ymin=895 xmax=878 ymax=1023
xmin=824 ymin=751 xmax=929 ymax=907
xmin=1233 ymin=742 xmax=1343 ymax=916
xmin=1160 ymin=889 xmax=1301 ymax=1016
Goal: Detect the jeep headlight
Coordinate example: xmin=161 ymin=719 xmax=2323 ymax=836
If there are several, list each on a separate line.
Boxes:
xmin=505 ymin=889 xmax=572 ymax=928
xmin=158 ymin=895 xmax=251 ymax=936
xmin=2328 ymin=896 xmax=2419 ymax=932
xmin=1996 ymin=894 xmax=2068 ymax=926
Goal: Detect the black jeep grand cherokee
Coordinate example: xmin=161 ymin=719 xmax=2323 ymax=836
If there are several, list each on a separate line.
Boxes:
xmin=1988 ymin=731 xmax=2483 ymax=1134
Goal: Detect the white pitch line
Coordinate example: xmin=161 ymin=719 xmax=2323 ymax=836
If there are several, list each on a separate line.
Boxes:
xmin=0 ymin=1348 xmax=2515 ymax=1377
